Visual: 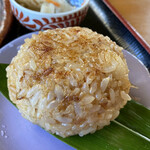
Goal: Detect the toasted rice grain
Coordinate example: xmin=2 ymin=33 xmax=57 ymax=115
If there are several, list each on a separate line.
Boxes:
xmin=6 ymin=27 xmax=131 ymax=137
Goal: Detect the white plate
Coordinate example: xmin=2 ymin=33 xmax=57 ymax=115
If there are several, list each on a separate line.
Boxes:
xmin=0 ymin=33 xmax=150 ymax=150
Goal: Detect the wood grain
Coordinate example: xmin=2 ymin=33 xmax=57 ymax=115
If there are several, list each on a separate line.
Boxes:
xmin=108 ymin=0 xmax=150 ymax=46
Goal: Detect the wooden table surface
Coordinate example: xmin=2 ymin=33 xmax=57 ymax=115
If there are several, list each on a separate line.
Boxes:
xmin=108 ymin=0 xmax=150 ymax=46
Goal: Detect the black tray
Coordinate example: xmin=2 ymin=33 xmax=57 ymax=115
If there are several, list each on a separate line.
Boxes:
xmin=2 ymin=0 xmax=150 ymax=71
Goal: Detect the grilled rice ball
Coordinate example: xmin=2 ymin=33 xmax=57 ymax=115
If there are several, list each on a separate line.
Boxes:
xmin=6 ymin=27 xmax=131 ymax=137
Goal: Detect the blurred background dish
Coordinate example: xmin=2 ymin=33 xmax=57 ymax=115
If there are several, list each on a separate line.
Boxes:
xmin=0 ymin=0 xmax=13 ymax=46
xmin=16 ymin=0 xmax=75 ymax=13
xmin=9 ymin=0 xmax=89 ymax=31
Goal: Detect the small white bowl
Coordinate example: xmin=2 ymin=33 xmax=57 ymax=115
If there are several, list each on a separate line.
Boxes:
xmin=9 ymin=0 xmax=89 ymax=31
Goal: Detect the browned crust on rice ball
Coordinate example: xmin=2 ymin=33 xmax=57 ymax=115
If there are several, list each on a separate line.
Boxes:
xmin=6 ymin=27 xmax=131 ymax=137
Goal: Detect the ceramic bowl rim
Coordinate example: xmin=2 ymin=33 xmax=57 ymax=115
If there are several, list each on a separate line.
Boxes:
xmin=9 ymin=0 xmax=90 ymax=16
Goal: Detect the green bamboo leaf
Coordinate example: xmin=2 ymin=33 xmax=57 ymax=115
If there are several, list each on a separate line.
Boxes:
xmin=116 ymin=100 xmax=150 ymax=139
xmin=0 ymin=64 xmax=9 ymax=100
xmin=0 ymin=63 xmax=150 ymax=150
xmin=54 ymin=121 xmax=150 ymax=150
